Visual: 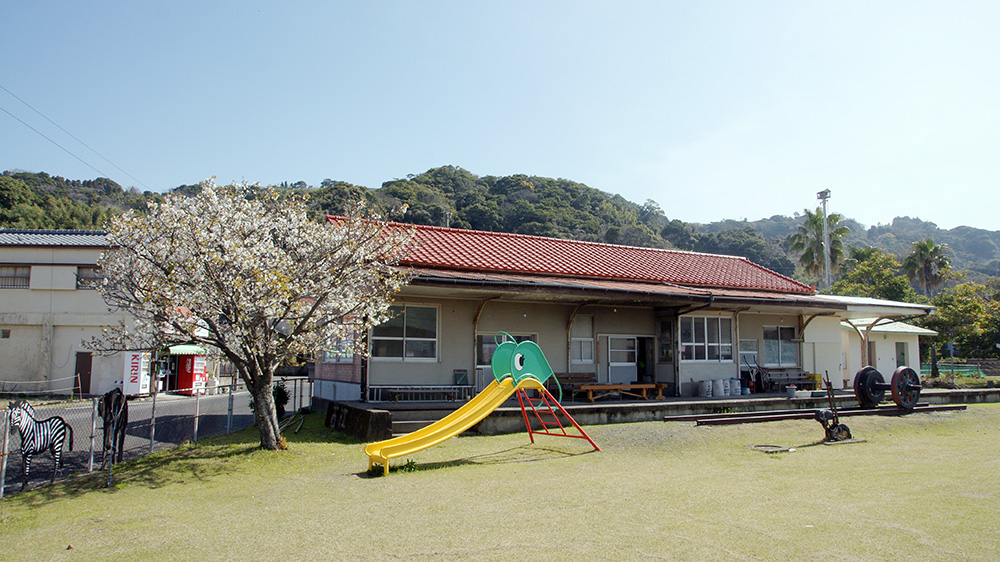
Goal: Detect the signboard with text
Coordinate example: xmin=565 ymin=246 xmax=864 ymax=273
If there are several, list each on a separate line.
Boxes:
xmin=122 ymin=351 xmax=151 ymax=395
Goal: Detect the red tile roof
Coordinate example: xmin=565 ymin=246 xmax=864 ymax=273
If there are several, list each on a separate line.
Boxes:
xmin=327 ymin=217 xmax=814 ymax=294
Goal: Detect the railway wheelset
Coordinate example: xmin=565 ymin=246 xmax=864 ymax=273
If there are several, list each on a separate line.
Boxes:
xmin=814 ymin=366 xmax=923 ymax=442
xmin=852 ymin=365 xmax=923 ymax=410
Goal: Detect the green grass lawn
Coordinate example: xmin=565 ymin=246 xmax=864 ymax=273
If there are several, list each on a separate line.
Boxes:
xmin=2 ymin=405 xmax=999 ymax=561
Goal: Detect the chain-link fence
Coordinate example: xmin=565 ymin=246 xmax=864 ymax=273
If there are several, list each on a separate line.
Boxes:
xmin=1 ymin=377 xmax=312 ymax=498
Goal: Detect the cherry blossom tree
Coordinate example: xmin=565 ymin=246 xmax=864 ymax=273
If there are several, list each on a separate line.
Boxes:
xmin=90 ymin=179 xmax=412 ymax=449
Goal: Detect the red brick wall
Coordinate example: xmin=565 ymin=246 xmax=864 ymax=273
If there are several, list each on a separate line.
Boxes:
xmin=314 ymin=354 xmax=362 ymax=383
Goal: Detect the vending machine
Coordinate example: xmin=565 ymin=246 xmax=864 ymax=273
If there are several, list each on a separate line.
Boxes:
xmin=122 ymin=351 xmax=151 ymax=396
xmin=176 ymin=353 xmax=208 ymax=395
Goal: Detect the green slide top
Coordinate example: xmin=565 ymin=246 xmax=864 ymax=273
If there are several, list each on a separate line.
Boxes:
xmin=490 ymin=332 xmax=555 ymax=386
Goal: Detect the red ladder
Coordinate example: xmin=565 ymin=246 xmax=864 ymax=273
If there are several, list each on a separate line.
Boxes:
xmin=515 ymin=386 xmax=601 ymax=451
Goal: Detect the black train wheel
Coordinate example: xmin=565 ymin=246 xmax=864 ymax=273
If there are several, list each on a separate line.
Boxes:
xmin=831 ymin=423 xmax=852 ymax=441
xmin=891 ymin=366 xmax=922 ymax=411
xmin=853 ymin=366 xmax=885 ymax=409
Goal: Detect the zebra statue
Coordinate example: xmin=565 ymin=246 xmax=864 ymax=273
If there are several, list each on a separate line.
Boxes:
xmin=8 ymin=399 xmax=74 ymax=491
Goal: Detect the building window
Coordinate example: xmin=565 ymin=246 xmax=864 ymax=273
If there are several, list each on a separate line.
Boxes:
xmin=571 ymin=338 xmax=594 ymax=363
xmin=680 ymin=316 xmax=733 ymax=362
xmin=1 ymin=329 xmax=9 ymax=339
xmin=739 ymin=339 xmax=759 ymax=369
xmin=477 ymin=333 xmax=535 ymax=367
xmin=321 ymin=331 xmax=357 ymax=364
xmin=371 ymin=305 xmax=437 ymax=361
xmin=76 ymin=266 xmax=104 ymax=289
xmin=0 ymin=266 xmax=30 ymax=289
xmin=658 ymin=319 xmax=674 ymax=362
xmin=763 ymin=326 xmax=798 ymax=367
xmin=570 ymin=314 xmax=594 ymax=365
xmin=609 ymin=337 xmax=637 ymax=364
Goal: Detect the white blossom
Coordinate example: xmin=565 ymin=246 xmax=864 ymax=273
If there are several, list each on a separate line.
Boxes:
xmin=89 ymin=179 xmax=412 ymax=448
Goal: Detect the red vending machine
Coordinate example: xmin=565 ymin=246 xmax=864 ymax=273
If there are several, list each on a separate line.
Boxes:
xmin=176 ymin=353 xmax=208 ymax=395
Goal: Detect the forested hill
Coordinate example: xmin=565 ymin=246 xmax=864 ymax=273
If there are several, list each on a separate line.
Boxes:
xmin=2 ymin=166 xmax=998 ymax=282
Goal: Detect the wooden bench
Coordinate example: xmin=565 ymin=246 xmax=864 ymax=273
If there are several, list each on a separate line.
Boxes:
xmin=545 ymin=374 xmax=669 ymax=402
xmin=545 ymin=373 xmax=597 ymax=400
xmin=577 ymin=383 xmax=667 ymax=403
xmin=389 ymin=389 xmax=457 ymax=402
xmin=762 ymin=370 xmax=816 ymax=392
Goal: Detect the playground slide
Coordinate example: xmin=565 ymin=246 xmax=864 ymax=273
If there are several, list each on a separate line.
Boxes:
xmin=365 ymin=377 xmax=544 ymax=475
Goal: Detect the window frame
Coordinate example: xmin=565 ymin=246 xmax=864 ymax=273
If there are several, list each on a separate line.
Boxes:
xmin=476 ymin=332 xmax=537 ymax=368
xmin=76 ymin=266 xmax=104 ymax=290
xmin=739 ymin=339 xmax=759 ymax=370
xmin=0 ymin=265 xmax=30 ymax=289
xmin=571 ymin=337 xmax=595 ymax=364
xmin=763 ymin=326 xmax=799 ymax=368
xmin=370 ymin=305 xmax=439 ymax=362
xmin=608 ymin=336 xmax=637 ymax=366
xmin=680 ymin=316 xmax=734 ymax=363
xmin=321 ymin=329 xmax=358 ymax=364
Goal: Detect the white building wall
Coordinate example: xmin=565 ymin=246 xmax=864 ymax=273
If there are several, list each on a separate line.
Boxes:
xmin=801 ymin=316 xmax=844 ymax=389
xmin=0 ymin=244 xmax=130 ymax=395
xmin=842 ymin=329 xmax=921 ymax=385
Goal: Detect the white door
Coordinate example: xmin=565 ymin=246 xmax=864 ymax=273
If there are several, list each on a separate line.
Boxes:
xmin=896 ymin=342 xmax=908 ymax=368
xmin=608 ymin=336 xmax=637 ymax=384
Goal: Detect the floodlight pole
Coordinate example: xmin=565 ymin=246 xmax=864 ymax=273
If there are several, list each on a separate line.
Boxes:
xmin=817 ymin=189 xmax=832 ymax=290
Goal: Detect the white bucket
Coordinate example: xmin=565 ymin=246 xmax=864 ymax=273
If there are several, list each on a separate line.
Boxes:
xmin=730 ymin=378 xmax=740 ymax=396
xmin=699 ymin=380 xmax=712 ymax=397
xmin=713 ymin=379 xmax=725 ymax=397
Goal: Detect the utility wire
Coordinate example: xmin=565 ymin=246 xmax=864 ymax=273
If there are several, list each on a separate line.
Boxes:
xmin=0 ymin=84 xmax=150 ymax=191
xmin=0 ymin=102 xmax=110 ymax=179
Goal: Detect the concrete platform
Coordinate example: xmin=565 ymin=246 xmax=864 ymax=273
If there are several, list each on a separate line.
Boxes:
xmin=336 ymin=387 xmax=1000 ymax=437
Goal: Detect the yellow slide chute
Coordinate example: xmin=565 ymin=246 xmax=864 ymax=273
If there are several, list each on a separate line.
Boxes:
xmin=365 ymin=377 xmax=547 ymax=476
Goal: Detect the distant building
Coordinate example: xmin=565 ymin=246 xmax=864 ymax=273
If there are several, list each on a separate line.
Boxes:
xmin=0 ymin=229 xmax=125 ymax=395
xmin=841 ymin=317 xmax=937 ymax=379
xmin=0 ymin=229 xmax=224 ymax=397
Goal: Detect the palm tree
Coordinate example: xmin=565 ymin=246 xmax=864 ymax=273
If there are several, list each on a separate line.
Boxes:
xmin=902 ymin=238 xmax=951 ymax=297
xmin=787 ymin=206 xmax=850 ymax=287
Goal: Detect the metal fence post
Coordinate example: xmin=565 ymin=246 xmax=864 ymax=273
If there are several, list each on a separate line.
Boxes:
xmin=1 ymin=408 xmax=9 ymax=500
xmin=149 ymin=390 xmax=157 ymax=455
xmin=88 ymin=398 xmax=99 ymax=472
xmin=193 ymin=391 xmax=201 ymax=442
xmin=227 ymin=381 xmax=235 ymax=434
xmin=298 ymin=378 xmax=304 ymax=413
xmin=107 ymin=405 xmax=117 ymax=488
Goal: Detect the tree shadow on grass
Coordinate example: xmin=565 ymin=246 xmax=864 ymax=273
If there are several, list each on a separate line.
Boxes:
xmin=358 ymin=443 xmax=598 ymax=478
xmin=9 ymin=443 xmax=261 ymax=508
xmin=8 ymin=412 xmax=359 ymax=507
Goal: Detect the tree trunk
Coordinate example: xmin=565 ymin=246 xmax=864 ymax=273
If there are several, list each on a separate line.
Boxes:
xmin=246 ymin=364 xmax=285 ymax=450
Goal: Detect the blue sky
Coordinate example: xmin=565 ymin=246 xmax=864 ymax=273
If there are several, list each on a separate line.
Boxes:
xmin=2 ymin=1 xmax=997 ymax=231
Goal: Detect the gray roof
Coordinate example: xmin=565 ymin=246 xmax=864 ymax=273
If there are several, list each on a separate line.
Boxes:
xmin=841 ymin=319 xmax=938 ymax=336
xmin=811 ymin=293 xmax=936 ymax=319
xmin=0 ymin=229 xmax=108 ymax=247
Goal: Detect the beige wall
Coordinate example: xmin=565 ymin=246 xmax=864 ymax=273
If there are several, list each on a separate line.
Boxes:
xmin=367 ymin=298 xmax=660 ymax=387
xmin=365 ymin=298 xmax=874 ymax=394
xmin=367 ymin=298 xmax=477 ymax=387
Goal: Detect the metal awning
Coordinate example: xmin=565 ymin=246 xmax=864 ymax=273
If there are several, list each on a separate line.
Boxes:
xmin=167 ymin=344 xmax=207 ymax=355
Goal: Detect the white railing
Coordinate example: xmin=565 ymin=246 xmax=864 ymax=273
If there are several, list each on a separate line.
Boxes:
xmin=366 ymin=385 xmax=475 ymax=402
